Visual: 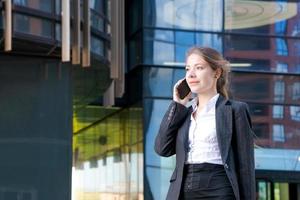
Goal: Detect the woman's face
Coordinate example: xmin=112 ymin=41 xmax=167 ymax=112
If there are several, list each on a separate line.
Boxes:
xmin=185 ymin=53 xmax=218 ymax=95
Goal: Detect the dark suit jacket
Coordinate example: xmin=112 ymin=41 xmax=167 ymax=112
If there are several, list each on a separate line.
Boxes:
xmin=154 ymin=95 xmax=255 ymax=200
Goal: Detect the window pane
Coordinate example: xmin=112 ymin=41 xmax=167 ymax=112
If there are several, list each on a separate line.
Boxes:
xmin=144 ymin=30 xmax=222 ymax=65
xmin=225 ymin=35 xmax=300 ymax=73
xmin=144 ymin=0 xmax=223 ymax=31
xmin=144 ymin=99 xmax=176 ymax=200
xmin=14 ymin=0 xmax=53 ymax=13
xmin=273 ymin=105 xmax=284 ymax=119
xmin=91 ymin=36 xmax=104 ymax=56
xmin=231 ymin=72 xmax=299 ymax=105
xmin=14 ymin=14 xmax=52 ymax=39
xmin=91 ymin=12 xmax=104 ymax=31
xmin=272 ymin=124 xmax=285 ymax=142
xmin=143 ymin=67 xmax=185 ymax=98
xmin=225 ymin=0 xmax=300 ymax=37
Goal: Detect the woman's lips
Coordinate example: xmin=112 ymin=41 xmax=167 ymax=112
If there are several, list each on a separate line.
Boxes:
xmin=188 ymin=81 xmax=199 ymax=85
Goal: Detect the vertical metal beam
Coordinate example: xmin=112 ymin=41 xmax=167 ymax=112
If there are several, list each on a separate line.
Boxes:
xmin=103 ymin=81 xmax=115 ymax=107
xmin=72 ymin=0 xmax=80 ymax=65
xmin=111 ymin=0 xmax=125 ymax=97
xmin=4 ymin=0 xmax=12 ymax=51
xmin=82 ymin=0 xmax=90 ymax=67
xmin=62 ymin=0 xmax=70 ymax=62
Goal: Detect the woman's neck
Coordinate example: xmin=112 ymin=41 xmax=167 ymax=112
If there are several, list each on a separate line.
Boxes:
xmin=197 ymin=91 xmax=218 ymax=108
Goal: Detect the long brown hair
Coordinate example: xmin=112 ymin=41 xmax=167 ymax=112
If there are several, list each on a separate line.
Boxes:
xmin=186 ymin=46 xmax=231 ymax=99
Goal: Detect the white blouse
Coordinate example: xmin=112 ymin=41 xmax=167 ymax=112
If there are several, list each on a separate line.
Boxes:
xmin=186 ymin=93 xmax=223 ymax=165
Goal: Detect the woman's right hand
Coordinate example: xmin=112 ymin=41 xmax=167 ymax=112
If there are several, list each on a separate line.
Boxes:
xmin=173 ymin=79 xmax=191 ymax=106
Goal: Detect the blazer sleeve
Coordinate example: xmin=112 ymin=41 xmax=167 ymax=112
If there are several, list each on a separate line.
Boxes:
xmin=234 ymin=102 xmax=256 ymax=200
xmin=154 ymin=101 xmax=189 ymax=157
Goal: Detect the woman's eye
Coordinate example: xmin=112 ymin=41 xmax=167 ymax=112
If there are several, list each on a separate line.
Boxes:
xmin=185 ymin=68 xmax=189 ymax=71
xmin=196 ymin=66 xmax=204 ymax=70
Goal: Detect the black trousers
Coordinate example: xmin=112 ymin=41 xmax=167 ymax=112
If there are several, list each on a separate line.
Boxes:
xmin=180 ymin=163 xmax=235 ymax=200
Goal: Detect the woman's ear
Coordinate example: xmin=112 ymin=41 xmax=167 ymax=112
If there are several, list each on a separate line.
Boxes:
xmin=215 ymin=68 xmax=222 ymax=78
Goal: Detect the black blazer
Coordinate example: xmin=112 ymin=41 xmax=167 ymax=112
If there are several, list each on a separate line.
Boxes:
xmin=154 ymin=95 xmax=255 ymax=200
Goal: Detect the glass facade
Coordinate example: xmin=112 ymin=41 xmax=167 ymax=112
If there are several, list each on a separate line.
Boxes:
xmin=0 ymin=58 xmax=73 ymax=200
xmin=1 ymin=0 xmax=300 ymax=199
xmin=72 ymin=106 xmax=143 ymax=200
xmin=126 ymin=0 xmax=300 ymax=199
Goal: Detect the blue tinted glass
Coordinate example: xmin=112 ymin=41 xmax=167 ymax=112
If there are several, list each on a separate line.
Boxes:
xmin=175 ymin=45 xmax=188 ymax=63
xmin=14 ymin=0 xmax=52 ymax=13
xmin=255 ymin=149 xmax=300 ymax=171
xmin=276 ymin=38 xmax=288 ymax=55
xmin=14 ymin=14 xmax=52 ymax=38
xmin=175 ymin=31 xmax=195 ymax=45
xmin=275 ymin=20 xmax=287 ymax=34
xmin=144 ymin=0 xmax=223 ymax=31
xmin=144 ymin=29 xmax=223 ymax=66
xmin=144 ymin=98 xmax=176 ymax=200
xmin=91 ymin=36 xmax=104 ymax=56
xmin=155 ymin=29 xmax=174 ymax=42
xmin=143 ymin=67 xmax=185 ymax=98
xmin=91 ymin=12 xmax=104 ymax=31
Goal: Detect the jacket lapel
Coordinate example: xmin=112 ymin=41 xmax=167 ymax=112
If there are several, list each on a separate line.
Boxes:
xmin=216 ymin=95 xmax=232 ymax=164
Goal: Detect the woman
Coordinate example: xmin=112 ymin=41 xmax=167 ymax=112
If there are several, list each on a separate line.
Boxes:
xmin=154 ymin=47 xmax=255 ymax=200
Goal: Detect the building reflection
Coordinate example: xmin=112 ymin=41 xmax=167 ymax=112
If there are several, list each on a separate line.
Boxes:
xmin=72 ymin=106 xmax=143 ymax=200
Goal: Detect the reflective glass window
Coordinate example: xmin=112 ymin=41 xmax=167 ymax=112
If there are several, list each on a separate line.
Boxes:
xmin=144 ymin=0 xmax=223 ymax=31
xmin=292 ymin=82 xmax=300 ymax=100
xmin=91 ymin=36 xmax=104 ymax=56
xmin=272 ymin=124 xmax=285 ymax=142
xmin=276 ymin=38 xmax=288 ymax=56
xmin=273 ymin=105 xmax=284 ymax=119
xmin=231 ymin=73 xmax=299 ymax=105
xmin=91 ymin=12 xmax=104 ymax=31
xmin=253 ymin=123 xmax=269 ymax=139
xmin=55 ymin=0 xmax=61 ymax=15
xmin=55 ymin=23 xmax=61 ymax=41
xmin=290 ymin=106 xmax=300 ymax=121
xmin=144 ymin=98 xmax=175 ymax=200
xmin=274 ymin=81 xmax=285 ymax=103
xmin=251 ymin=104 xmax=300 ymax=149
xmin=225 ymin=35 xmax=300 ymax=73
xmin=144 ymin=29 xmax=222 ymax=66
xmin=14 ymin=0 xmax=52 ymax=13
xmin=72 ymin=106 xmax=143 ymax=200
xmin=14 ymin=13 xmax=52 ymax=38
xmin=225 ymin=0 xmax=300 ymax=37
xmin=90 ymin=0 xmax=104 ymax=13
xmin=276 ymin=62 xmax=288 ymax=72
xmin=143 ymin=67 xmax=185 ymax=98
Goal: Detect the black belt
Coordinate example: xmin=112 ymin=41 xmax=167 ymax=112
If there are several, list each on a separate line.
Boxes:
xmin=185 ymin=163 xmax=224 ymax=173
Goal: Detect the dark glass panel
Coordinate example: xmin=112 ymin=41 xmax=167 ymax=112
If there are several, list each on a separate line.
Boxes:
xmin=14 ymin=0 xmax=53 ymax=13
xmin=14 ymin=13 xmax=52 ymax=39
xmin=231 ymin=72 xmax=300 ymax=105
xmin=225 ymin=35 xmax=300 ymax=73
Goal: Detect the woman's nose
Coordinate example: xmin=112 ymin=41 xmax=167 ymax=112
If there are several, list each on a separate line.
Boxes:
xmin=187 ymin=70 xmax=196 ymax=78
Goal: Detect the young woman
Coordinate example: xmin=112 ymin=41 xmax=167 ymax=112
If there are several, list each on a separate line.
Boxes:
xmin=154 ymin=47 xmax=255 ymax=200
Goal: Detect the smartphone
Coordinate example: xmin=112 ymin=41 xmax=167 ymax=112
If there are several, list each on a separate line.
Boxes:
xmin=177 ymin=79 xmax=191 ymax=99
